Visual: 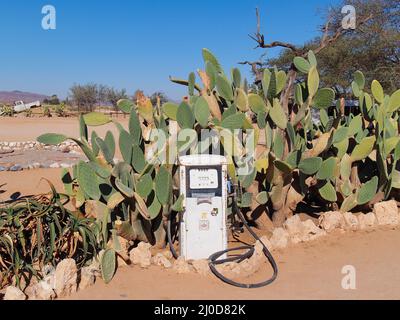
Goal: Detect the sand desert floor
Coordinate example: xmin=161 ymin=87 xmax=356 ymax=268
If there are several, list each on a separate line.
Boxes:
xmin=1 ymin=118 xmax=400 ymax=300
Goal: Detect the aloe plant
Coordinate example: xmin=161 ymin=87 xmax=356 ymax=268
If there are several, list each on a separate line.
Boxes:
xmin=0 ymin=182 xmax=99 ymax=290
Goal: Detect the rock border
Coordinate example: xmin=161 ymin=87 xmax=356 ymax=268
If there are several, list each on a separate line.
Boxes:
xmin=0 ymin=140 xmax=82 ymax=172
xmin=1 ymin=201 xmax=399 ymax=300
xmin=0 ymin=140 xmax=80 ymax=153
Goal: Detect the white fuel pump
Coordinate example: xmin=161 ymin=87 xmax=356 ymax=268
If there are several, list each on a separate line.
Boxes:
xmin=170 ymin=154 xmax=278 ymax=288
xmin=178 ymin=155 xmax=228 ymax=261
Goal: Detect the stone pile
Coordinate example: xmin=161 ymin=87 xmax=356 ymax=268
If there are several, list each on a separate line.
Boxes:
xmin=3 ymin=258 xmax=100 ymax=300
xmin=0 ymin=140 xmax=80 ymax=153
xmin=0 ymin=140 xmax=84 ymax=172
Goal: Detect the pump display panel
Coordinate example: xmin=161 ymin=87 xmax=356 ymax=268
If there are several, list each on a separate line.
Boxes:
xmin=189 ymin=168 xmax=219 ymax=189
xmin=185 ymin=166 xmax=222 ymax=197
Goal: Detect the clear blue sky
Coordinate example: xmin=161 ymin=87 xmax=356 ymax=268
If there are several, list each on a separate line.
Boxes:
xmin=0 ymin=0 xmax=340 ymax=100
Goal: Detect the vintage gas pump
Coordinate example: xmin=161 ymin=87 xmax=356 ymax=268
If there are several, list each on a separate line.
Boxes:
xmin=171 ymin=154 xmax=278 ymax=288
xmin=178 ymin=155 xmax=228 ymax=261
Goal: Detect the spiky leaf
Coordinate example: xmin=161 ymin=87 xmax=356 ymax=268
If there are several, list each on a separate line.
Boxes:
xmin=172 ymin=194 xmax=184 ymax=212
xmin=298 ymin=157 xmax=323 ymax=175
xmin=205 ymin=61 xmax=217 ymax=89
xmin=313 ymin=88 xmax=335 ymax=109
xmin=371 ymin=80 xmax=384 ymax=103
xmin=270 ymin=99 xmax=287 ymax=129
xmin=79 ymin=115 xmax=88 ymax=140
xmin=308 ymin=66 xmax=319 ymax=97
xmin=256 ymin=191 xmax=268 ymax=205
xmin=163 ymin=102 xmax=179 ymax=120
xmin=353 ymin=71 xmax=365 ymax=90
xmin=351 ymin=136 xmax=375 ymax=162
xmin=188 ymin=72 xmax=196 ymax=96
xmin=235 ymin=88 xmax=249 ymax=112
xmin=293 ymin=57 xmax=311 ymax=74
xmin=77 ymin=161 xmax=100 ymax=200
xmin=357 ymin=176 xmax=378 ymax=205
xmin=129 ymin=110 xmax=142 ymax=145
xmin=101 ymin=249 xmax=116 ymax=284
xmin=117 ymin=99 xmax=134 ymax=113
xmin=155 ymin=166 xmax=172 ymax=205
xmin=177 ymin=102 xmax=195 ymax=129
xmin=131 ymin=145 xmax=146 ymax=173
xmin=133 ymin=192 xmax=151 ymax=220
xmin=232 ymin=68 xmax=241 ymax=88
xmin=340 ymin=193 xmax=358 ymax=213
xmin=119 ymin=130 xmax=133 ymax=164
xmin=308 ymin=51 xmax=317 ymax=67
xmin=348 ymin=115 xmax=363 ymax=136
xmin=387 ymin=89 xmax=400 ymax=113
xmin=221 ymin=113 xmax=245 ymax=130
xmin=83 ymin=112 xmax=111 ymax=126
xmin=136 ymin=173 xmax=153 ymax=198
xmin=91 ymin=131 xmax=100 ymax=156
xmin=274 ymin=160 xmax=293 ymax=174
xmin=352 ymin=81 xmax=361 ymax=98
xmin=202 ymin=48 xmax=222 ymax=73
xmin=248 ymin=94 xmax=267 ymax=114
xmin=104 ymin=131 xmax=116 ymax=159
xmin=316 ymin=157 xmax=336 ymax=180
xmin=333 ymin=127 xmax=349 ymax=144
xmin=276 ymin=71 xmax=287 ymax=95
xmin=37 ymin=133 xmax=67 ymax=145
xmin=107 ymin=192 xmax=125 ymax=209
xmin=340 ymin=154 xmax=352 ymax=180
xmin=216 ymin=74 xmax=234 ymax=101
xmin=262 ymin=69 xmax=271 ymax=98
xmin=194 ymin=96 xmax=210 ymax=128
xmin=319 ymin=182 xmax=337 ymax=202
xmin=148 ymin=198 xmax=162 ymax=220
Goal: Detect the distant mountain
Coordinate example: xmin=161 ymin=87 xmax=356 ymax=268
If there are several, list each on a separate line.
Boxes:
xmin=0 ymin=91 xmax=49 ymax=104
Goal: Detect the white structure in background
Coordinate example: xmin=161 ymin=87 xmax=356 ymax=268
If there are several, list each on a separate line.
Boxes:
xmin=13 ymin=100 xmax=41 ymax=113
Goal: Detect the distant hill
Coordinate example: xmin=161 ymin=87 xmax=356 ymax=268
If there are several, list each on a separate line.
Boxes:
xmin=0 ymin=91 xmax=49 ymax=104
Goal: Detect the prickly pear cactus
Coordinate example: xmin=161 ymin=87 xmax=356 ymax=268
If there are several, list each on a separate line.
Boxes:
xmin=39 ymin=48 xmax=400 ymax=232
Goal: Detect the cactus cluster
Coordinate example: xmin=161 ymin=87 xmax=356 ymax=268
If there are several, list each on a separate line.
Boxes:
xmin=38 ymin=93 xmax=183 ymax=252
xmin=170 ymin=49 xmax=400 ymax=226
xmin=38 ymin=48 xmax=400 ymax=238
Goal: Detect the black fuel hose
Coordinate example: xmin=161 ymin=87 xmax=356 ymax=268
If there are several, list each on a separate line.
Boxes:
xmin=167 ymin=215 xmax=179 ymax=259
xmin=208 ymin=200 xmax=278 ymax=288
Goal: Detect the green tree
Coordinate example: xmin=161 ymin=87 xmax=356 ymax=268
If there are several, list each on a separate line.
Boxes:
xmin=44 ymin=94 xmax=60 ymax=105
xmin=105 ymin=87 xmax=128 ymax=109
xmin=245 ymin=0 xmax=400 ymax=94
xmin=69 ymin=83 xmax=99 ymax=112
xmin=150 ymin=91 xmax=168 ymax=106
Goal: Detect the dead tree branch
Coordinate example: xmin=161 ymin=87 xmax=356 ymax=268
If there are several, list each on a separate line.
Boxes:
xmin=250 ymin=8 xmax=374 ymax=57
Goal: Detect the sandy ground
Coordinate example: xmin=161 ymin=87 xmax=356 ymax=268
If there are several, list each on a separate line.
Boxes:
xmin=68 ymin=226 xmax=400 ymax=300
xmin=0 ymin=116 xmax=129 ymax=142
xmin=1 ymin=118 xmax=400 ymax=300
xmin=0 ymin=168 xmax=64 ymax=201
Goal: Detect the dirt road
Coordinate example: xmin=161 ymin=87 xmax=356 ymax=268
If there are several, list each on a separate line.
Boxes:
xmin=0 ymin=117 xmax=129 ymax=142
